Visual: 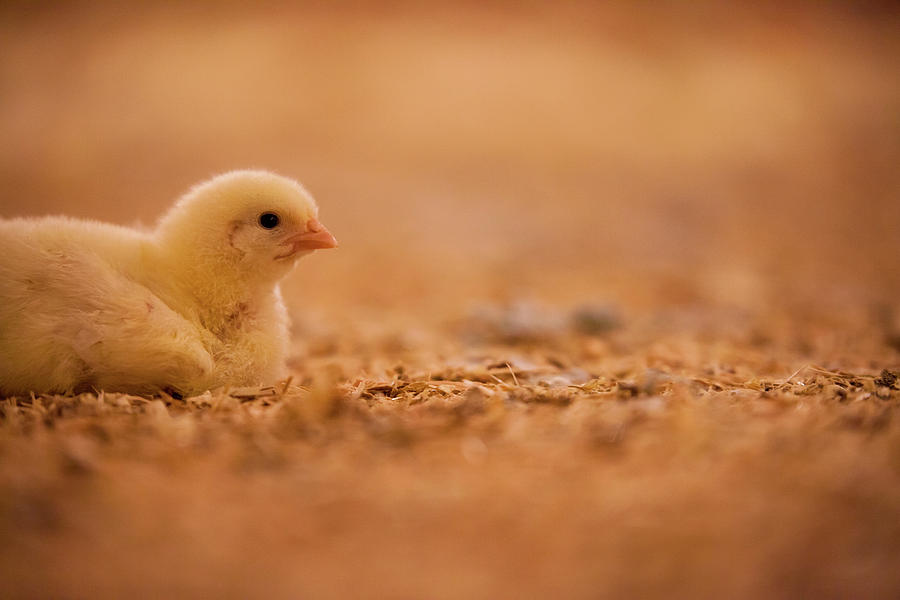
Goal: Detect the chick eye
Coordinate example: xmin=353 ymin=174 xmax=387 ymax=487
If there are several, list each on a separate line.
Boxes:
xmin=258 ymin=212 xmax=280 ymax=229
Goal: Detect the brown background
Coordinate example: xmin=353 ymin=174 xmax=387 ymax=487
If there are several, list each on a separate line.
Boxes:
xmin=1 ymin=2 xmax=899 ymax=599
xmin=2 ymin=2 xmax=898 ymax=318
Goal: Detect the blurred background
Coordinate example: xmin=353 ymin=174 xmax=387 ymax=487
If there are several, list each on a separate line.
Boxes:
xmin=2 ymin=4 xmax=900 ymax=599
xmin=1 ymin=1 xmax=897 ymax=327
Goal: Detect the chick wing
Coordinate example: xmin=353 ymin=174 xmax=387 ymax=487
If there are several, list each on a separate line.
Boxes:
xmin=0 ymin=220 xmax=213 ymax=396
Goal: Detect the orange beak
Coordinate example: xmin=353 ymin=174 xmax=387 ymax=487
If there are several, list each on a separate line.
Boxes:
xmin=280 ymin=217 xmax=338 ymax=256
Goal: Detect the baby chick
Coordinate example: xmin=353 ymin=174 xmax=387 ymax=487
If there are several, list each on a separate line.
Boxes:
xmin=0 ymin=170 xmax=337 ymax=397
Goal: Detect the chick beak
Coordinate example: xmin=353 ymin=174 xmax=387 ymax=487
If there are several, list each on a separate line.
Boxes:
xmin=278 ymin=218 xmax=338 ymax=258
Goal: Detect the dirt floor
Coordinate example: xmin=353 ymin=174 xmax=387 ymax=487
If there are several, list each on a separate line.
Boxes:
xmin=1 ymin=3 xmax=899 ymax=598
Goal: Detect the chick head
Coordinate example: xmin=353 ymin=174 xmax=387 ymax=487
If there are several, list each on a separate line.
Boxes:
xmin=155 ymin=170 xmax=337 ymax=284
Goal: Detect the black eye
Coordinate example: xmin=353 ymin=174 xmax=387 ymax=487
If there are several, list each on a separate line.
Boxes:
xmin=258 ymin=212 xmax=280 ymax=229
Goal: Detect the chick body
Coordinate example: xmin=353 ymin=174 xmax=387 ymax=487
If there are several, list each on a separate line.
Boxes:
xmin=0 ymin=170 xmax=336 ymax=396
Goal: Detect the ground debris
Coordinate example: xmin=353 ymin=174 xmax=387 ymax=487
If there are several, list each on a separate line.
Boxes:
xmin=874 ymin=369 xmax=899 ymax=390
xmin=458 ymin=300 xmax=622 ymax=344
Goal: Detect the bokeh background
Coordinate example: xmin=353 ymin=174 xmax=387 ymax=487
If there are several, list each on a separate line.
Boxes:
xmin=2 ymin=3 xmax=899 ymax=599
xmin=2 ymin=2 xmax=898 ymax=321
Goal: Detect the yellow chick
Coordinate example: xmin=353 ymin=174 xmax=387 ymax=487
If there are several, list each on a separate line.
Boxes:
xmin=0 ymin=170 xmax=337 ymax=397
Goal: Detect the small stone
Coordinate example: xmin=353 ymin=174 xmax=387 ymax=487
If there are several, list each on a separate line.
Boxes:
xmin=571 ymin=304 xmax=623 ymax=335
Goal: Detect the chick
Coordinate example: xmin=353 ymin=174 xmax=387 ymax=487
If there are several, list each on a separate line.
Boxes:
xmin=0 ymin=170 xmax=337 ymax=397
